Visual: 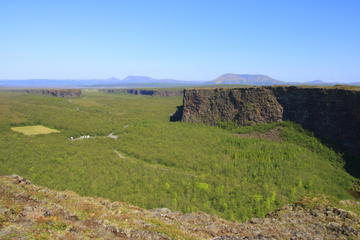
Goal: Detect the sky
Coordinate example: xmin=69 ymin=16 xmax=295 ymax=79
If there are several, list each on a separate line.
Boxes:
xmin=1 ymin=0 xmax=360 ymax=82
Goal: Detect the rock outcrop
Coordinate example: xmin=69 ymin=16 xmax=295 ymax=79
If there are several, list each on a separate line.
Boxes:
xmin=172 ymin=86 xmax=360 ymax=157
xmin=6 ymin=89 xmax=82 ymax=97
xmin=100 ymin=88 xmax=183 ymax=97
xmin=1 ymin=175 xmax=359 ymax=239
xmin=179 ymin=87 xmax=283 ymax=125
xmin=272 ymin=87 xmax=360 ymax=156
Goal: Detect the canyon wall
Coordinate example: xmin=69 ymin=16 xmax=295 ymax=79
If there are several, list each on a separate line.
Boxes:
xmin=172 ymin=86 xmax=360 ymax=156
xmin=100 ymin=88 xmax=183 ymax=96
xmin=6 ymin=89 xmax=82 ymax=97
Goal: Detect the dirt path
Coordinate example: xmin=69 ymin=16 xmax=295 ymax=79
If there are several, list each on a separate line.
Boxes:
xmin=112 ymin=149 xmax=198 ymax=178
xmin=113 ymin=149 xmax=126 ymax=159
xmin=70 ymin=133 xmax=118 ymax=141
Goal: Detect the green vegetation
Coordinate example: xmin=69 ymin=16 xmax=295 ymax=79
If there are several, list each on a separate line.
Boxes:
xmin=11 ymin=125 xmax=60 ymax=135
xmin=0 ymin=91 xmax=357 ymax=221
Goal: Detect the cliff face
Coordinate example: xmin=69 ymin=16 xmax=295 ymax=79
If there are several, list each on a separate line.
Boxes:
xmin=9 ymin=89 xmax=82 ymax=97
xmin=181 ymin=88 xmax=283 ymax=125
xmin=173 ymin=86 xmax=360 ymax=156
xmin=272 ymin=87 xmax=360 ymax=155
xmin=100 ymin=88 xmax=183 ymax=97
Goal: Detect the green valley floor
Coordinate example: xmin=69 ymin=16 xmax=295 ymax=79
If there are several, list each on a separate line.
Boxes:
xmin=0 ymin=91 xmax=358 ymax=223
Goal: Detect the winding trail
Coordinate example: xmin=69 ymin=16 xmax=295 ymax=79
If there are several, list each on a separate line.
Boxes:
xmin=112 ymin=149 xmax=198 ymax=178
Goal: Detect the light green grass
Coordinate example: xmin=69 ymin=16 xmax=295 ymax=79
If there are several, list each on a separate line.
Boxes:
xmin=0 ymin=91 xmax=357 ymax=222
xmin=11 ymin=125 xmax=60 ymax=135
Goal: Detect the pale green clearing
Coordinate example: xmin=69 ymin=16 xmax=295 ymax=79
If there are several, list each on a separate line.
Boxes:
xmin=11 ymin=125 xmax=60 ymax=135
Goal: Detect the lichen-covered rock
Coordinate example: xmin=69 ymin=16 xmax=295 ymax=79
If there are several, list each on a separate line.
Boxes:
xmin=0 ymin=175 xmax=359 ymax=239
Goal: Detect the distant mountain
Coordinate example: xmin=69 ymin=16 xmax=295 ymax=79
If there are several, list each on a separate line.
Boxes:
xmin=0 ymin=79 xmax=112 ymax=88
xmin=121 ymin=76 xmax=188 ymax=84
xmin=122 ymin=76 xmax=156 ymax=84
xmin=0 ymin=77 xmax=121 ymax=88
xmin=93 ymin=76 xmax=204 ymax=88
xmin=0 ymin=77 xmax=201 ymax=88
xmin=1 ymin=74 xmax=359 ymax=88
xmin=210 ymin=74 xmax=284 ymax=86
xmin=350 ymin=82 xmax=360 ymax=86
xmin=303 ymin=80 xmax=328 ymax=85
xmin=117 ymin=76 xmax=201 ymax=86
xmin=299 ymin=80 xmax=342 ymax=86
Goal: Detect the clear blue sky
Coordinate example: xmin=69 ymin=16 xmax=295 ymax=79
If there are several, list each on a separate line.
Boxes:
xmin=2 ymin=0 xmax=360 ymax=82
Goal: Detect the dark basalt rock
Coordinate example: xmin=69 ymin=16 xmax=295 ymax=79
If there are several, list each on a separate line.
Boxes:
xmin=8 ymin=89 xmax=82 ymax=97
xmin=180 ymin=87 xmax=283 ymax=126
xmin=172 ymin=86 xmax=360 ymax=176
xmin=170 ymin=105 xmax=183 ymax=122
xmin=100 ymin=88 xmax=183 ymax=97
xmin=271 ymin=87 xmax=360 ymax=156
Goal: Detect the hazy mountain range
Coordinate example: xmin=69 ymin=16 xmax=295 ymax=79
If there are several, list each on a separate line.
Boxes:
xmin=0 ymin=74 xmax=359 ymax=88
xmin=212 ymin=74 xmax=283 ymax=85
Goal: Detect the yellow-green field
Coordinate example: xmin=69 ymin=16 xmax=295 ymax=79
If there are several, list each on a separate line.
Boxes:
xmin=0 ymin=92 xmax=357 ymax=221
xmin=11 ymin=125 xmax=60 ymax=135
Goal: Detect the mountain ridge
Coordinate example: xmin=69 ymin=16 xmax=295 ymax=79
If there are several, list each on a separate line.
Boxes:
xmin=211 ymin=73 xmax=283 ymax=85
xmin=0 ymin=74 xmax=358 ymax=88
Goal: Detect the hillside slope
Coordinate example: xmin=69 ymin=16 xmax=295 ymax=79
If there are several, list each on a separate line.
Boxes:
xmin=1 ymin=175 xmax=359 ymax=240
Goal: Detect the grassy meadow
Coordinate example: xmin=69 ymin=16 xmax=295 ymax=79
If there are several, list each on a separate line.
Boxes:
xmin=11 ymin=125 xmax=60 ymax=135
xmin=0 ymin=90 xmax=358 ymax=221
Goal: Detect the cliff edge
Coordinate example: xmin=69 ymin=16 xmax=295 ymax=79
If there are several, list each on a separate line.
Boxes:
xmin=172 ymin=86 xmax=360 ymax=158
xmin=4 ymin=89 xmax=82 ymax=97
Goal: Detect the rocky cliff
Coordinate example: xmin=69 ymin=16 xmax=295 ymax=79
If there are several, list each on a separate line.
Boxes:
xmin=7 ymin=89 xmax=82 ymax=97
xmin=272 ymin=87 xmax=360 ymax=156
xmin=100 ymin=88 xmax=183 ymax=97
xmin=172 ymin=86 xmax=360 ymax=156
xmin=1 ymin=175 xmax=359 ymax=239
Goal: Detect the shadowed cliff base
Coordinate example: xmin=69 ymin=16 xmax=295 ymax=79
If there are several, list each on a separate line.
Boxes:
xmin=341 ymin=152 xmax=360 ymax=179
xmin=171 ymin=86 xmax=360 ymax=178
xmin=170 ymin=105 xmax=183 ymax=122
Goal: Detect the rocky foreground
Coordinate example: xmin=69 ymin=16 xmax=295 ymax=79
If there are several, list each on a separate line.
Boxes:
xmin=0 ymin=175 xmax=359 ymax=240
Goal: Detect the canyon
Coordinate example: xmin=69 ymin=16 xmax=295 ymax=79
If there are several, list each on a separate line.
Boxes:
xmin=3 ymin=89 xmax=82 ymax=97
xmin=172 ymin=86 xmax=360 ymax=174
xmin=100 ymin=88 xmax=183 ymax=96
